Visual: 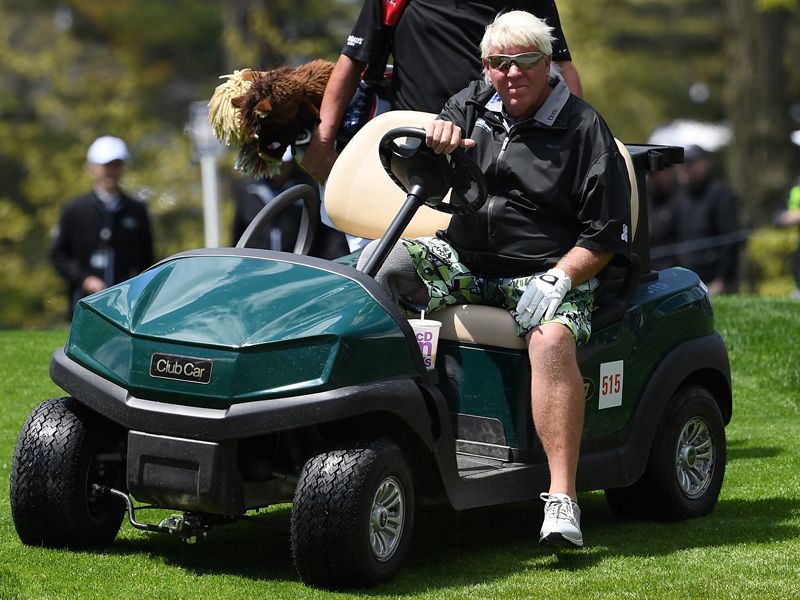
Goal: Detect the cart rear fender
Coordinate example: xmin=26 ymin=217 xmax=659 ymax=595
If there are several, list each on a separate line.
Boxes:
xmin=576 ymin=331 xmax=731 ymax=491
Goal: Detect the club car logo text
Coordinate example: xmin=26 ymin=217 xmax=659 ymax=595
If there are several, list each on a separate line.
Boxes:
xmin=149 ymin=353 xmax=212 ymax=384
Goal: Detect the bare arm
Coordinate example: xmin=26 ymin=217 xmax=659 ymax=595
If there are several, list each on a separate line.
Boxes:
xmin=555 ymin=247 xmax=613 ymax=286
xmin=555 ymin=60 xmax=582 ymax=97
xmin=301 ymin=54 xmax=365 ymax=183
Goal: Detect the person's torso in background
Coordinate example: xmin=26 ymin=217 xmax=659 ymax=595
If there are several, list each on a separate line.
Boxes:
xmin=391 ymin=0 xmax=570 ymax=113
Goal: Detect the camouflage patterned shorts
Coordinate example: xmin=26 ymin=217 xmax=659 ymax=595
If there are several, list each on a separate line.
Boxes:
xmin=402 ymin=237 xmax=596 ymax=344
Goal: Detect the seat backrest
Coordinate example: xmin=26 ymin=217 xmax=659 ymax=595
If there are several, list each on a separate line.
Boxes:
xmin=325 ymin=110 xmax=639 ymax=350
xmin=616 ymin=139 xmax=639 ymax=241
xmin=325 ymin=110 xmax=451 ymax=240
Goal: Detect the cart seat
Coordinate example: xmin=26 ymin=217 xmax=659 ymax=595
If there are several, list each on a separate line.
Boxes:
xmin=326 ymin=111 xmax=638 ymax=350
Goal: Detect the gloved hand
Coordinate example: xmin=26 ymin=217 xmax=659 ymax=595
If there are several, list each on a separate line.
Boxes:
xmin=516 ymin=268 xmax=572 ymax=329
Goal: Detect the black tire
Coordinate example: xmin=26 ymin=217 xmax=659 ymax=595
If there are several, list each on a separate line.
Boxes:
xmin=605 ymin=385 xmax=726 ymax=521
xmin=10 ymin=397 xmax=126 ymax=548
xmin=290 ymin=439 xmax=415 ymax=588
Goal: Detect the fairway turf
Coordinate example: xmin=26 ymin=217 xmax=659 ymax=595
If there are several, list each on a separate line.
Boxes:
xmin=0 ymin=296 xmax=798 ymax=599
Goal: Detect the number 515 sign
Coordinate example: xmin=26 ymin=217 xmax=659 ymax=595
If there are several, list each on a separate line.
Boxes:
xmin=599 ymin=360 xmax=624 ymax=409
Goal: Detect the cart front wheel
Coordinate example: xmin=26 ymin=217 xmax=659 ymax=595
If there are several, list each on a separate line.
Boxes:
xmin=290 ymin=439 xmax=414 ymax=588
xmin=10 ymin=397 xmax=126 ymax=548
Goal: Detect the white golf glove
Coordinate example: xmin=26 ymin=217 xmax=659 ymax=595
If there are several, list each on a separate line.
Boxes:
xmin=516 ymin=268 xmax=572 ymax=329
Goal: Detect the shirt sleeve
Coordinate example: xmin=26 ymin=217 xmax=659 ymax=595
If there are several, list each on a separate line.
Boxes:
xmin=341 ymin=0 xmax=388 ymax=65
xmin=575 ymin=147 xmax=631 ymax=258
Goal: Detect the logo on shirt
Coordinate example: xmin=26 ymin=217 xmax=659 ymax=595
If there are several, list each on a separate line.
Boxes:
xmin=346 ymin=35 xmax=364 ymax=47
xmin=621 ymin=224 xmax=629 ymax=242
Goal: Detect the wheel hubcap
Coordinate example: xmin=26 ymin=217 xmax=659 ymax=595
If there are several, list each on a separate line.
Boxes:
xmin=369 ymin=476 xmax=405 ymax=562
xmin=675 ymin=417 xmax=715 ymax=499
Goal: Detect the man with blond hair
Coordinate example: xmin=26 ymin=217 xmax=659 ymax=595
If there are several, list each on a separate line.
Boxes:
xmin=359 ymin=11 xmax=630 ymax=547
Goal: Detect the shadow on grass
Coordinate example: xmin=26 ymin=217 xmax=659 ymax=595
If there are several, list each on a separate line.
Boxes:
xmin=107 ymin=508 xmax=296 ymax=583
xmin=92 ymin=492 xmax=798 ymax=594
xmin=726 ymin=438 xmax=783 ymax=461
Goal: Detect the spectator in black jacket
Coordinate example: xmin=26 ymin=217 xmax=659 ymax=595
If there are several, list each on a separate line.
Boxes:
xmin=50 ymin=136 xmax=155 ymax=320
xmin=674 ymin=144 xmax=741 ymax=295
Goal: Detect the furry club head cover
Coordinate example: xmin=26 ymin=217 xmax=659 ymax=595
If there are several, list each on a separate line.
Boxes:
xmin=208 ymin=59 xmax=334 ymax=177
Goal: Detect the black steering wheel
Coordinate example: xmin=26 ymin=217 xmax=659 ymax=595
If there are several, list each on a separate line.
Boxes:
xmin=378 ymin=127 xmax=487 ymax=215
xmin=235 ymin=184 xmax=320 ymax=254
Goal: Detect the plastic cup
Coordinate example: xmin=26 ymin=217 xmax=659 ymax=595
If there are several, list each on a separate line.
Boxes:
xmin=408 ymin=318 xmax=442 ymax=370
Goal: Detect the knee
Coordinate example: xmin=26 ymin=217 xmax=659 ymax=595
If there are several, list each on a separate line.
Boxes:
xmin=527 ymin=323 xmax=576 ymax=364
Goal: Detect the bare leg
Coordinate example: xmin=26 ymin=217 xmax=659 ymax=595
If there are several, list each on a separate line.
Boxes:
xmin=527 ymin=322 xmax=584 ymax=500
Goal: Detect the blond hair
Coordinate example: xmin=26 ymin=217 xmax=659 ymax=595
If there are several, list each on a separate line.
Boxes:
xmin=480 ymin=10 xmax=554 ymax=58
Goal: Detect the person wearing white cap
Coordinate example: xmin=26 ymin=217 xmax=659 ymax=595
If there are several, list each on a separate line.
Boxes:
xmin=50 ymin=136 xmax=155 ymax=319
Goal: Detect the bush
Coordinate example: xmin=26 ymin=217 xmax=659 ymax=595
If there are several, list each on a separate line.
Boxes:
xmin=741 ymin=226 xmax=798 ymax=296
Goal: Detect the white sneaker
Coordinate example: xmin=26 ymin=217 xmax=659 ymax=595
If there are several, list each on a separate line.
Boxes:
xmin=539 ymin=492 xmax=583 ymax=548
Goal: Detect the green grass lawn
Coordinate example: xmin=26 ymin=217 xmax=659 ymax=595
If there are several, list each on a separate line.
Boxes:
xmin=1 ymin=296 xmax=798 ymax=599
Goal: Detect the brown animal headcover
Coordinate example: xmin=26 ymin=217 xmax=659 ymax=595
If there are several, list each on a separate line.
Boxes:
xmin=229 ymin=60 xmax=334 ymax=174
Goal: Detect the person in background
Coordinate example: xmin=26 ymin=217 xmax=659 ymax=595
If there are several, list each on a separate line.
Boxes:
xmin=231 ymin=151 xmax=350 ymax=258
xmin=674 ymin=144 xmax=741 ymax=295
xmin=50 ymin=136 xmax=154 ymax=320
xmin=358 ymin=11 xmax=629 ymax=548
xmin=302 ymin=0 xmax=582 ymax=183
xmin=646 ymin=166 xmax=681 ymax=271
xmin=774 ymin=176 xmax=800 ymax=298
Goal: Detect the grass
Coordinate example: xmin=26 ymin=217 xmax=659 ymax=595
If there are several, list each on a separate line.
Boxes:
xmin=0 ymin=296 xmax=798 ymax=599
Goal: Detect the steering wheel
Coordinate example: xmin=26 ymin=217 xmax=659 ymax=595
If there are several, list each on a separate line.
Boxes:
xmin=235 ymin=184 xmax=320 ymax=254
xmin=378 ymin=127 xmax=487 ymax=215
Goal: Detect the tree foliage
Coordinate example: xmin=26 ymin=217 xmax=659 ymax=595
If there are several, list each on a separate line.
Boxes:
xmin=560 ymin=0 xmax=800 ymax=224
xmin=0 ymin=3 xmax=223 ymax=327
xmin=0 ymin=1 xmax=359 ymax=328
xmin=1 ymin=0 xmax=799 ymax=327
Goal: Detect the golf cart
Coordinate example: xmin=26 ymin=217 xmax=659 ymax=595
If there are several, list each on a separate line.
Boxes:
xmin=11 ymin=111 xmax=731 ymax=588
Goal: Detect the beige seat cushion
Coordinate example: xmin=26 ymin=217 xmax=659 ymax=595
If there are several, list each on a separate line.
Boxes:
xmin=324 ymin=110 xmax=637 ymax=350
xmin=429 ymin=304 xmax=528 ymax=350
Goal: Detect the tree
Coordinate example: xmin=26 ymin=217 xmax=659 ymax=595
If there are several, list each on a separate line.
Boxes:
xmin=0 ymin=3 xmax=222 ymax=327
xmin=220 ymin=0 xmax=356 ymax=69
xmin=560 ymin=0 xmax=800 ymax=224
xmin=0 ymin=1 xmax=359 ymax=327
xmin=723 ymin=0 xmax=799 ymax=224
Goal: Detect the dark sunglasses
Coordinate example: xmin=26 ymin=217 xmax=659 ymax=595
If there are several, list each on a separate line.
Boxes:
xmin=485 ymin=51 xmax=547 ymax=72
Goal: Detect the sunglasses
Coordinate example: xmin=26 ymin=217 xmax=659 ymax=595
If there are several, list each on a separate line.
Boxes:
xmin=485 ymin=51 xmax=547 ymax=72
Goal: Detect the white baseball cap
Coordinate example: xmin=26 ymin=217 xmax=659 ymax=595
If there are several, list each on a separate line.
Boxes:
xmin=87 ymin=136 xmax=129 ymax=164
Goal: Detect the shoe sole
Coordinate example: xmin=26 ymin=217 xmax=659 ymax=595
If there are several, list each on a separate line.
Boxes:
xmin=539 ymin=532 xmax=583 ymax=548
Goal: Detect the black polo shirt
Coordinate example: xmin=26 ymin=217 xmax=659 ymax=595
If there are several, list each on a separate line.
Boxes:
xmin=342 ymin=0 xmax=573 ymax=113
xmin=438 ymin=78 xmax=631 ymax=278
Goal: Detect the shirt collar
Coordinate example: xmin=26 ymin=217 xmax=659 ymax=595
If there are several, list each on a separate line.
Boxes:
xmin=93 ymin=187 xmax=123 ymax=212
xmin=483 ymin=73 xmax=570 ymax=127
xmin=532 ymin=74 xmax=570 ymax=126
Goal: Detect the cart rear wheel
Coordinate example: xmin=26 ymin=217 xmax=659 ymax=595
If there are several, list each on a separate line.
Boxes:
xmin=605 ymin=385 xmax=726 ymax=520
xmin=290 ymin=439 xmax=414 ymax=588
xmin=10 ymin=397 xmax=125 ymax=548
